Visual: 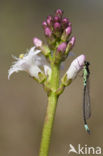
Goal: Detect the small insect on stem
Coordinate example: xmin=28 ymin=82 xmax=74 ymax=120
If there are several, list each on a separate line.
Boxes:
xmin=83 ymin=61 xmax=91 ymax=134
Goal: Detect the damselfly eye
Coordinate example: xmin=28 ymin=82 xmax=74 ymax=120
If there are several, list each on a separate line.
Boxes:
xmin=85 ymin=61 xmax=90 ymax=66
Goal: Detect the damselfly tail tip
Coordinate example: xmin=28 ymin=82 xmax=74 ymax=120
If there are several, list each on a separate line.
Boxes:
xmin=84 ymin=124 xmax=91 ymax=135
xmin=87 ymin=129 xmax=90 ymax=135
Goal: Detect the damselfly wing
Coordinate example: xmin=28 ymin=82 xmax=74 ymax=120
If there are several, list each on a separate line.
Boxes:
xmin=83 ymin=61 xmax=91 ymax=134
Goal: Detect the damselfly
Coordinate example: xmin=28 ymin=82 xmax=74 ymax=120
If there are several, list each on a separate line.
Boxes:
xmin=83 ymin=61 xmax=91 ymax=134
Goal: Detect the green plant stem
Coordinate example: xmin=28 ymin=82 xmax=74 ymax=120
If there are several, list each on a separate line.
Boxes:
xmin=39 ymin=64 xmax=60 ymax=156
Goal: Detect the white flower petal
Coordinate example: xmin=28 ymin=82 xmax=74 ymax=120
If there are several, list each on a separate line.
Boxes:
xmin=29 ymin=65 xmax=42 ymax=78
xmin=29 ymin=46 xmax=41 ymax=55
xmin=66 ymin=55 xmax=86 ymax=80
xmin=44 ymin=65 xmax=51 ymax=77
xmin=8 ymin=63 xmax=23 ymax=79
xmin=66 ymin=64 xmax=77 ymax=80
xmin=8 ymin=46 xmax=44 ymax=79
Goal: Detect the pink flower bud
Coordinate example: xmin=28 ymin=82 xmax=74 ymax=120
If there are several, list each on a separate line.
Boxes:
xmin=65 ymin=26 xmax=72 ymax=36
xmin=46 ymin=16 xmax=53 ymax=26
xmin=44 ymin=27 xmax=52 ymax=37
xmin=42 ymin=21 xmax=47 ymax=28
xmin=57 ymin=42 xmax=67 ymax=53
xmin=33 ymin=37 xmax=42 ymax=47
xmin=62 ymin=17 xmax=69 ymax=28
xmin=56 ymin=9 xmax=63 ymax=17
xmin=69 ymin=36 xmax=76 ymax=47
xmin=53 ymin=16 xmax=61 ymax=22
xmin=54 ymin=22 xmax=61 ymax=30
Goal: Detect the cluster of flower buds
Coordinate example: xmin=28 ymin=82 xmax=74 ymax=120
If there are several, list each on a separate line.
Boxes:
xmin=41 ymin=9 xmax=75 ymax=63
xmin=8 ymin=9 xmax=85 ymax=89
xmin=42 ymin=9 xmax=71 ymax=39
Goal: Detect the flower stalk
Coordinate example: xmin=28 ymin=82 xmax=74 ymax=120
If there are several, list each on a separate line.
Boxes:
xmin=39 ymin=63 xmax=60 ymax=156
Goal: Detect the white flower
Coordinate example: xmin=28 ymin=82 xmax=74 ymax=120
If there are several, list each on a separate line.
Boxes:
xmin=8 ymin=46 xmax=51 ymax=80
xmin=66 ymin=55 xmax=86 ymax=80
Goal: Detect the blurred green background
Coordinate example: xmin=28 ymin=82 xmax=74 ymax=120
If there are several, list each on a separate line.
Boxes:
xmin=0 ymin=0 xmax=103 ymax=155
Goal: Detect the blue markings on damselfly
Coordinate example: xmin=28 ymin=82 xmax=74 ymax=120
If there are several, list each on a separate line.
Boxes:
xmin=84 ymin=124 xmax=90 ymax=134
xmin=83 ymin=61 xmax=91 ymax=134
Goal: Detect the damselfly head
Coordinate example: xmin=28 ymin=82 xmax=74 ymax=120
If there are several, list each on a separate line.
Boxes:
xmin=85 ymin=61 xmax=90 ymax=66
